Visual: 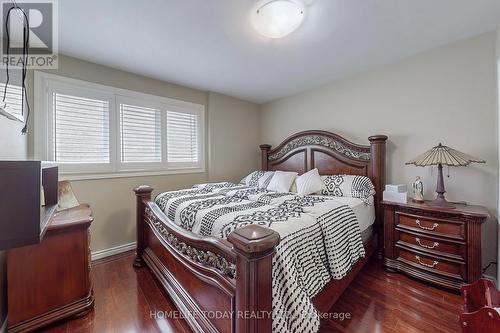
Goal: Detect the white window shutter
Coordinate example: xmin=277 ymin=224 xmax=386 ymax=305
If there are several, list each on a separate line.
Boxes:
xmin=0 ymin=71 xmax=24 ymax=121
xmin=52 ymin=93 xmax=110 ymax=163
xmin=166 ymin=110 xmax=199 ymax=165
xmin=1 ymin=84 xmax=23 ymax=118
xmin=120 ymin=103 xmax=162 ymax=163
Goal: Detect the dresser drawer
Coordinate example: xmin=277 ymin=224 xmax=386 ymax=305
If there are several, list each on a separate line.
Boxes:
xmin=396 ymin=212 xmax=465 ymax=240
xmin=396 ymin=230 xmax=466 ymax=261
xmin=396 ymin=248 xmax=466 ymax=281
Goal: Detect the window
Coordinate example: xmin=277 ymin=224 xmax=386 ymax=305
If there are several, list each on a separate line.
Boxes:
xmin=52 ymin=93 xmax=110 ymax=164
xmin=167 ymin=110 xmax=199 ymax=165
xmin=0 ymin=70 xmax=24 ymax=121
xmin=1 ymin=83 xmax=24 ymax=120
xmin=35 ymin=72 xmax=205 ymax=178
xmin=120 ymin=102 xmax=161 ymax=163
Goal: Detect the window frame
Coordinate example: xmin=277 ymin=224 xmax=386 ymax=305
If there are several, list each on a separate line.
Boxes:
xmin=34 ymin=71 xmax=206 ymax=180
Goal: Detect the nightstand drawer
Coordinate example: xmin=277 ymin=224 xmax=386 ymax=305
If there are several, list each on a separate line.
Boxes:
xmin=396 ymin=213 xmax=465 ymax=240
xmin=396 ymin=230 xmax=466 ymax=261
xmin=396 ymin=248 xmax=466 ymax=281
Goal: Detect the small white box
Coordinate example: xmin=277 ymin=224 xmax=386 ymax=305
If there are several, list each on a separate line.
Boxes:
xmin=383 ymin=190 xmax=408 ymax=204
xmin=385 ymin=184 xmax=408 ymax=193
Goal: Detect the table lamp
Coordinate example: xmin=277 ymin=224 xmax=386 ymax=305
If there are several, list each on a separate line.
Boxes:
xmin=405 ymin=143 xmax=485 ymax=209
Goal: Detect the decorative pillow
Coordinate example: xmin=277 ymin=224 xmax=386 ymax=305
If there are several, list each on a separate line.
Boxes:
xmin=295 ymin=168 xmax=323 ymax=196
xmin=267 ymin=171 xmax=298 ymax=193
xmin=240 ymin=170 xmax=275 ymax=188
xmin=320 ymin=175 xmax=375 ymax=202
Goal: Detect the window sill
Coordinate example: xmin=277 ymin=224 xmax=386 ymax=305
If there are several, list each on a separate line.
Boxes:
xmin=59 ymin=168 xmax=206 ymax=181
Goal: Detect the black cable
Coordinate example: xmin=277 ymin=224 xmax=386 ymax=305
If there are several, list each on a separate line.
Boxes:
xmin=3 ymin=4 xmax=30 ymax=134
xmin=21 ymin=8 xmax=29 ymax=134
xmin=2 ymin=7 xmax=13 ymax=104
xmin=482 ymin=261 xmax=497 ymax=275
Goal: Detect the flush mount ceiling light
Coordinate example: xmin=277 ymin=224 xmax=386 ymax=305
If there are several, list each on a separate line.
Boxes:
xmin=250 ymin=0 xmax=305 ymax=39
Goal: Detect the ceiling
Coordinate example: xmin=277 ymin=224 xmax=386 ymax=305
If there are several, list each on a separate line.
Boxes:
xmin=59 ymin=0 xmax=500 ymax=103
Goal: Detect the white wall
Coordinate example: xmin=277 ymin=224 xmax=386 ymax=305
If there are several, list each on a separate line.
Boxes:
xmin=25 ymin=55 xmax=261 ymax=254
xmin=261 ymin=32 xmax=499 ymax=276
xmin=0 ymin=117 xmax=27 ymax=160
xmin=208 ymin=92 xmax=261 ymax=183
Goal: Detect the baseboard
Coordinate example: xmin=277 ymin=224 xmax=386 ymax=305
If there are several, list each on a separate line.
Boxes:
xmin=91 ymin=242 xmax=136 ymax=261
xmin=1 ymin=316 xmax=7 ymax=333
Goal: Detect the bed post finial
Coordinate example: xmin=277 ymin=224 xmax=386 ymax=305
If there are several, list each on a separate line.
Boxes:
xmin=133 ymin=185 xmax=154 ymax=268
xmin=368 ymin=135 xmax=388 ymax=259
xmin=228 ymin=225 xmax=280 ymax=333
xmin=260 ymin=144 xmax=271 ymax=171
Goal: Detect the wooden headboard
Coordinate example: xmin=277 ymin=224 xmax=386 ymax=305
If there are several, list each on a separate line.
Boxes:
xmin=260 ymin=130 xmax=388 ymax=255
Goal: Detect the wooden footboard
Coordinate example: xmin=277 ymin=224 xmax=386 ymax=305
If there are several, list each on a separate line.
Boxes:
xmin=133 ymin=186 xmax=280 ymax=333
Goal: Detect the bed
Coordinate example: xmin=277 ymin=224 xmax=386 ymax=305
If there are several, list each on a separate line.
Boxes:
xmin=133 ymin=130 xmax=387 ymax=333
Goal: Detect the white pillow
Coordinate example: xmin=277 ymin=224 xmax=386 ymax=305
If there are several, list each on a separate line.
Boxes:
xmin=295 ymin=168 xmax=323 ymax=196
xmin=267 ymin=171 xmax=298 ymax=193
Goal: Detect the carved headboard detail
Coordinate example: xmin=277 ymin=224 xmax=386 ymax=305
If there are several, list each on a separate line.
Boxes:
xmin=259 ymin=130 xmax=388 ymax=255
xmin=267 ymin=134 xmax=371 ymax=162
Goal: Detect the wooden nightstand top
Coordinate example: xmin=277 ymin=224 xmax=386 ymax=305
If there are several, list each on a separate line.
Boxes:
xmin=382 ymin=200 xmax=490 ymax=220
xmin=49 ymin=204 xmax=94 ymax=231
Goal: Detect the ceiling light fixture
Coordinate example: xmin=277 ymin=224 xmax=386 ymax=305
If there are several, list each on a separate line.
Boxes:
xmin=250 ymin=0 xmax=305 ymax=39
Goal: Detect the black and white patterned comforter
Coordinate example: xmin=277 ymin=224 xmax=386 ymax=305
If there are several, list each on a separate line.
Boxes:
xmin=154 ymin=182 xmax=365 ymax=333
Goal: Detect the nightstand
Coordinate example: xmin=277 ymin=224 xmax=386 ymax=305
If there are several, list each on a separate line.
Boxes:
xmin=382 ymin=200 xmax=489 ymax=290
xmin=7 ymin=204 xmax=94 ymax=332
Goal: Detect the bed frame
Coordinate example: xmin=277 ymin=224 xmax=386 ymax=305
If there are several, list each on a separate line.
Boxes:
xmin=133 ymin=130 xmax=387 ymax=333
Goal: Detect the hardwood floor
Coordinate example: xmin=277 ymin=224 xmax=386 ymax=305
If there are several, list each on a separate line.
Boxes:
xmin=41 ymin=251 xmax=462 ymax=333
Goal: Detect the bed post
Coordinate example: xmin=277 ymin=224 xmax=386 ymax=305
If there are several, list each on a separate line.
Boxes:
xmin=228 ymin=225 xmax=280 ymax=333
xmin=133 ymin=185 xmax=153 ymax=268
xmin=260 ymin=144 xmax=271 ymax=171
xmin=368 ymin=135 xmax=388 ymax=259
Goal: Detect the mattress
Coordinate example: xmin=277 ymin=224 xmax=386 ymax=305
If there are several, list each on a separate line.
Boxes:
xmin=311 ymin=195 xmax=375 ymax=243
xmin=308 ymin=196 xmax=375 ymax=244
xmin=325 ymin=196 xmax=376 ymax=233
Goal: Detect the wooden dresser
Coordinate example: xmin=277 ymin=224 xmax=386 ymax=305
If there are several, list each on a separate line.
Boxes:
xmin=382 ymin=200 xmax=489 ymax=290
xmin=7 ymin=204 xmax=94 ymax=333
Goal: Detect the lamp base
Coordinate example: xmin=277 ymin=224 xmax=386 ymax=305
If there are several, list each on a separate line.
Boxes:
xmin=427 ymin=197 xmax=456 ymax=209
xmin=429 ymin=163 xmax=456 ymax=209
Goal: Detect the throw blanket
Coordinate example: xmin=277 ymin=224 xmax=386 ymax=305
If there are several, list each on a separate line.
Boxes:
xmin=155 ymin=182 xmax=365 ymax=333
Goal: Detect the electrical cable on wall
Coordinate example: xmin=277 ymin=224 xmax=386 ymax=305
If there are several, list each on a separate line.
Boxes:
xmin=1 ymin=0 xmax=31 ymax=134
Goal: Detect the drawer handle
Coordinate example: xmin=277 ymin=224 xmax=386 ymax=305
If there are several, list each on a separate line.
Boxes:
xmin=415 ymin=219 xmax=438 ymax=231
xmin=415 ymin=238 xmax=439 ymax=249
xmin=415 ymin=255 xmax=438 ymax=268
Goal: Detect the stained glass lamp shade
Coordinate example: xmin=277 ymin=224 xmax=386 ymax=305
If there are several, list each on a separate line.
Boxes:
xmin=405 ymin=143 xmax=485 ymax=208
